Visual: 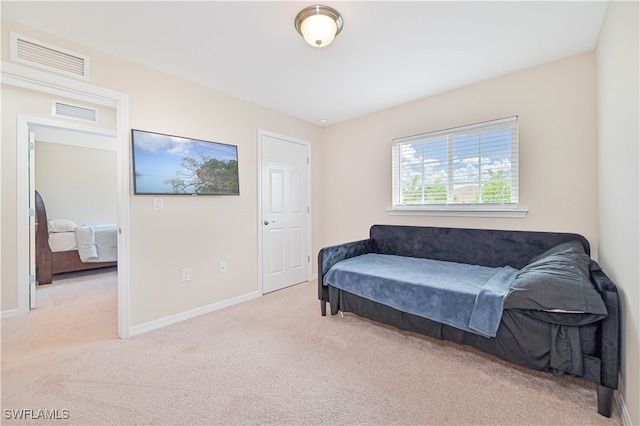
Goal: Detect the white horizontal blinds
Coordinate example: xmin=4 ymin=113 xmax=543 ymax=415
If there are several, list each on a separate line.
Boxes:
xmin=392 ymin=116 xmax=518 ymax=207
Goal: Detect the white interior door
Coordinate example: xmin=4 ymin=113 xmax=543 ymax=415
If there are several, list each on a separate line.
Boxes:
xmin=260 ymin=132 xmax=310 ymax=294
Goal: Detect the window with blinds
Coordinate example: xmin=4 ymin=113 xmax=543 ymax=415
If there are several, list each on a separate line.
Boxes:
xmin=392 ymin=116 xmax=518 ymax=209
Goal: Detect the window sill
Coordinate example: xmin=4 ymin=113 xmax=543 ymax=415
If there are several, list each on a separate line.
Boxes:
xmin=387 ymin=207 xmax=528 ymax=218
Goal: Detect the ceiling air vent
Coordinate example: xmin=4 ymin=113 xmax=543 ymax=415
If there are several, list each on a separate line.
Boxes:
xmin=53 ymin=101 xmax=98 ymax=123
xmin=10 ymin=32 xmax=90 ymax=80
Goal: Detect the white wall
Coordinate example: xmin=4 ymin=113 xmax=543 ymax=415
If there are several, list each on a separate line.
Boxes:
xmin=596 ymin=2 xmax=640 ymax=424
xmin=35 ymin=141 xmax=117 ymax=225
xmin=321 ymin=53 xmax=599 ymax=250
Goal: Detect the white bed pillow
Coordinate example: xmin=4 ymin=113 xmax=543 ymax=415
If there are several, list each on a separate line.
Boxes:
xmin=48 ymin=232 xmax=77 ymax=252
xmin=47 ymin=219 xmax=78 ymax=233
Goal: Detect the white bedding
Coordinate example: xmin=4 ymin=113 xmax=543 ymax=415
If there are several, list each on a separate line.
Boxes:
xmin=48 ymin=231 xmax=77 ymax=252
xmin=48 ymin=224 xmax=117 ymax=262
xmin=76 ymin=224 xmax=118 ymax=262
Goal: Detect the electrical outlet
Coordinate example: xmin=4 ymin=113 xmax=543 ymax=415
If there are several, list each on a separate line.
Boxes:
xmin=219 ymin=261 xmax=227 ymax=274
xmin=181 ymin=268 xmax=191 ymax=282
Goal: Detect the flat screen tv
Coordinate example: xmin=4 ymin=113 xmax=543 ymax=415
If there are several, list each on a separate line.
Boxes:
xmin=131 ymin=129 xmax=239 ymax=196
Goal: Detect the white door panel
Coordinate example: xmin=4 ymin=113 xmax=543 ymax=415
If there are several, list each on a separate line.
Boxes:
xmin=268 ymin=227 xmax=285 ymax=275
xmin=290 ymin=226 xmax=304 ymax=270
xmin=269 ymin=169 xmax=284 ymax=213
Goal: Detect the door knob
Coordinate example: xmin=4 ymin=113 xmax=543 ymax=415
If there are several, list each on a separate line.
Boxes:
xmin=264 ymin=220 xmax=276 ymax=225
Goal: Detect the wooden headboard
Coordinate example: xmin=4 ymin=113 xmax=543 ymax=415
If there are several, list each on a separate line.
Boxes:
xmin=34 ymin=190 xmax=53 ymax=279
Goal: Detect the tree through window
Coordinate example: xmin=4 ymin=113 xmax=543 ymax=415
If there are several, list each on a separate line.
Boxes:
xmin=392 ymin=116 xmax=518 ymax=209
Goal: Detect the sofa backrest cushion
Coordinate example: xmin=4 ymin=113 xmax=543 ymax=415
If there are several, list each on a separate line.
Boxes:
xmin=369 ymin=225 xmax=590 ymax=269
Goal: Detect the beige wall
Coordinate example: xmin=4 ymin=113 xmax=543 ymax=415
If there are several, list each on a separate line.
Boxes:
xmin=1 ymin=19 xmax=323 ymax=324
xmin=1 ymin=84 xmax=26 ymax=310
xmin=35 ymin=141 xmax=117 ymax=225
xmin=596 ymin=2 xmax=640 ymax=424
xmin=117 ymin=62 xmax=323 ymax=327
xmin=321 ymin=53 xmax=599 ymax=250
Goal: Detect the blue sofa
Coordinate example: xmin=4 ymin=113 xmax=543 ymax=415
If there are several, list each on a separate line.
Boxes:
xmin=318 ymin=225 xmax=619 ymax=417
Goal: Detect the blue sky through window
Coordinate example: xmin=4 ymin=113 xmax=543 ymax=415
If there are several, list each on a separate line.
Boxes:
xmin=396 ymin=122 xmax=515 ymax=205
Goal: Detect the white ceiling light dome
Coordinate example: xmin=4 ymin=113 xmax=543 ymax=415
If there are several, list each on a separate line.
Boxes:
xmin=294 ymin=5 xmax=343 ymax=48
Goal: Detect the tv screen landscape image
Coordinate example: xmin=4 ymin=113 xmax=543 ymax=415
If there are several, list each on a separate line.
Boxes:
xmin=131 ymin=129 xmax=239 ymax=196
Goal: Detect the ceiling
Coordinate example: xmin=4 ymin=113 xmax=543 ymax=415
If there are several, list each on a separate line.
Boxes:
xmin=1 ymin=1 xmax=608 ymax=126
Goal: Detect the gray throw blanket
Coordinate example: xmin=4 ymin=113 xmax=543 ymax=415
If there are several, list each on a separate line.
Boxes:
xmin=323 ymin=254 xmax=519 ymax=338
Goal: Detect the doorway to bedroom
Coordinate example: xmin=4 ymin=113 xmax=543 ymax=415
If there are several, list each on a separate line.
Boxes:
xmin=7 ymin=67 xmax=131 ymax=338
xmin=28 ymin=122 xmax=119 ymax=317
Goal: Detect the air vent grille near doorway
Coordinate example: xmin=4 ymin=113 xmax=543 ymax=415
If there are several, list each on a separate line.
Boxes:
xmin=10 ymin=32 xmax=90 ymax=80
xmin=53 ymin=101 xmax=98 ymax=122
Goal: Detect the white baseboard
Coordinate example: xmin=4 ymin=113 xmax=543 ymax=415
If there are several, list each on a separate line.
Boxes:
xmin=1 ymin=308 xmax=20 ymax=319
xmin=128 ymin=291 xmax=261 ymax=337
xmin=616 ymin=390 xmax=633 ymax=426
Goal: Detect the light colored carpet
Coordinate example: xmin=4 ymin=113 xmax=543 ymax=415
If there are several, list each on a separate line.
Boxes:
xmin=1 ymin=269 xmax=622 ymax=425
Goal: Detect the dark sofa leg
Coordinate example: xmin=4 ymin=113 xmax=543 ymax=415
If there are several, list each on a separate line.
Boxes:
xmin=597 ymin=385 xmax=614 ymax=417
xmin=321 ymin=300 xmax=326 ymax=316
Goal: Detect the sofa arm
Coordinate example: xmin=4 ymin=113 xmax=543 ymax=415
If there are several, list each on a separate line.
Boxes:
xmin=317 ymin=239 xmax=374 ymax=310
xmin=590 ymin=266 xmax=619 ymax=391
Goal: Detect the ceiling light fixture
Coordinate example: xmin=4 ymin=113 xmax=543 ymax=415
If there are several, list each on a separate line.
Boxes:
xmin=294 ymin=5 xmax=343 ymax=48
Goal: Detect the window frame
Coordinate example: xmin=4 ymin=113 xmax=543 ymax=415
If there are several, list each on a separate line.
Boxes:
xmin=390 ymin=116 xmax=527 ymax=217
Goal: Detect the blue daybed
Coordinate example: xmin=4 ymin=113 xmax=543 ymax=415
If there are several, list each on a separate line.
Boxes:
xmin=318 ymin=225 xmax=619 ymax=417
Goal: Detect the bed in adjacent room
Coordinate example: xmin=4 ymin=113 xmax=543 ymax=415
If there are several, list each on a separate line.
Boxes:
xmin=35 ymin=190 xmax=117 ymax=284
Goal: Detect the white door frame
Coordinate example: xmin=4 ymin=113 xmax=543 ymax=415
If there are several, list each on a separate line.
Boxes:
xmin=257 ymin=129 xmax=312 ymax=294
xmin=2 ymin=62 xmax=132 ymax=338
xmin=28 ymin=129 xmax=36 ymax=310
xmin=21 ymin=118 xmax=118 ymax=310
